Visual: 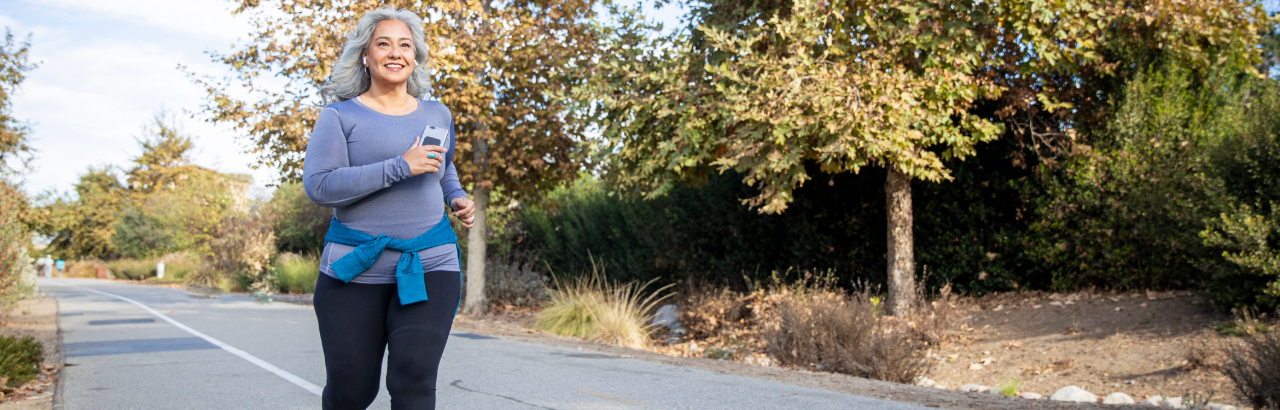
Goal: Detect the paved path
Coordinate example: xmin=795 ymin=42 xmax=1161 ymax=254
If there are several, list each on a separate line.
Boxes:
xmin=39 ymin=277 xmax=928 ymax=410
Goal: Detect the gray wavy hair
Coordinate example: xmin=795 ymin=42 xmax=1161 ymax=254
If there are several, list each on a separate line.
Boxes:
xmin=321 ymin=8 xmax=431 ymax=102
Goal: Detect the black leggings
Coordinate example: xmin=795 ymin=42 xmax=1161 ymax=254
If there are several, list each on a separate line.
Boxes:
xmin=314 ymin=271 xmax=461 ymax=410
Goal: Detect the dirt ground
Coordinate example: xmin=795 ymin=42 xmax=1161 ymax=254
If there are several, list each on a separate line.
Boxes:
xmin=459 ymin=288 xmax=1278 ymax=409
xmin=0 ymin=297 xmax=62 ymax=409
xmin=929 ymin=289 xmax=1259 ymax=408
xmin=456 ymin=313 xmax=1160 ymax=410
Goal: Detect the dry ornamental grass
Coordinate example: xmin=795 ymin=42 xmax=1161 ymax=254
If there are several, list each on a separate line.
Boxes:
xmin=533 ymin=261 xmax=672 ymax=349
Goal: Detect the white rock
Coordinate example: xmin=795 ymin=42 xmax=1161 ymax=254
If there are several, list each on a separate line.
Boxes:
xmin=1143 ymin=395 xmax=1164 ymax=406
xmin=986 ymin=387 xmax=1007 ymax=395
xmin=1050 ymin=386 xmax=1098 ymax=403
xmin=1163 ymin=397 xmax=1184 ymax=408
xmin=969 ymin=363 xmax=984 ymax=371
xmin=959 ymin=384 xmax=989 ymax=393
xmin=1103 ymin=393 xmax=1135 ymax=404
xmin=651 ymin=304 xmax=680 ymax=327
xmin=1020 ymin=392 xmax=1043 ymax=399
xmin=914 ymin=377 xmax=937 ymax=387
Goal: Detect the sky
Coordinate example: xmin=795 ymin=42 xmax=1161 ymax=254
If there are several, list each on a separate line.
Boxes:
xmin=3 ymin=0 xmax=686 ymax=198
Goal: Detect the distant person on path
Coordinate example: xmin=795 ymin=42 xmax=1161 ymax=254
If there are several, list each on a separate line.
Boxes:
xmin=302 ymin=7 xmax=475 ymax=410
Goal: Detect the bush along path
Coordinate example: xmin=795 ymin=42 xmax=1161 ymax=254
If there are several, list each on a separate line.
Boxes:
xmin=0 ymin=296 xmax=63 ymax=407
xmin=518 ymin=270 xmax=1280 ymax=409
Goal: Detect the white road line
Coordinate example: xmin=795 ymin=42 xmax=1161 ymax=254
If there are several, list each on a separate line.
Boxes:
xmin=74 ymin=285 xmax=324 ymax=396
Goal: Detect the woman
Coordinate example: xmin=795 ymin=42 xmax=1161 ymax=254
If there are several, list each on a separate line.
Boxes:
xmin=302 ymin=8 xmax=474 ymax=410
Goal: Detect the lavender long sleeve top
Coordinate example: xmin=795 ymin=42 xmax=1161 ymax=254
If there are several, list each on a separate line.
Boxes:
xmin=303 ymin=97 xmax=467 ymax=284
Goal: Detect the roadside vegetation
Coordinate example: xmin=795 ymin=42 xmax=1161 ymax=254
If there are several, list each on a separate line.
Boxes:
xmin=26 ymin=114 xmax=332 ymax=294
xmin=0 ymin=335 xmax=40 ymax=388
xmin=273 ymin=253 xmax=319 ymax=295
xmin=534 ymin=261 xmax=671 ymax=349
xmin=1223 ymin=332 xmax=1280 ymax=409
xmin=0 ymin=27 xmax=53 ymax=401
xmin=2 ymin=0 xmax=1280 ymax=406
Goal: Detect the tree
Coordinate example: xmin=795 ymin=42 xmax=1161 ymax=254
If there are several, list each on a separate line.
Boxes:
xmin=0 ymin=27 xmax=36 ymax=300
xmin=585 ymin=1 xmax=1007 ymax=315
xmin=34 ymin=167 xmax=126 ymax=259
xmin=126 ymin=112 xmax=199 ymax=196
xmin=0 ymin=29 xmax=36 ymax=175
xmin=582 ymin=0 xmax=1269 ymax=315
xmin=191 ymin=0 xmax=603 ymax=313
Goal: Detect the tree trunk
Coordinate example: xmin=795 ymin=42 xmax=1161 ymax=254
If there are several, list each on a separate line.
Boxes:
xmin=885 ymin=168 xmax=916 ymax=316
xmin=461 ymin=2 xmax=494 ymax=315
xmin=462 ymin=185 xmax=489 ymax=314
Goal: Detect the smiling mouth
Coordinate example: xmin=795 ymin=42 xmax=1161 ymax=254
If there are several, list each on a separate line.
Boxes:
xmin=384 ymin=63 xmax=405 ymax=71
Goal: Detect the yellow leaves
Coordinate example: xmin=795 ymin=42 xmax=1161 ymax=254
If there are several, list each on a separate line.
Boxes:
xmin=1036 ymin=93 xmax=1074 ymax=113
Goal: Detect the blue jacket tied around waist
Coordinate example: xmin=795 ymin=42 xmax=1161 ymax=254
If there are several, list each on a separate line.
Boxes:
xmin=324 ymin=213 xmax=458 ymax=305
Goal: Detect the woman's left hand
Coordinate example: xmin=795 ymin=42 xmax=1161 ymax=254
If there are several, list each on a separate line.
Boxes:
xmin=451 ymin=198 xmax=476 ymax=228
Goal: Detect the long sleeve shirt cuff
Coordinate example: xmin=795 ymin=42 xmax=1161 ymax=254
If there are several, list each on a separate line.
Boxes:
xmin=387 ymin=156 xmax=414 ymax=184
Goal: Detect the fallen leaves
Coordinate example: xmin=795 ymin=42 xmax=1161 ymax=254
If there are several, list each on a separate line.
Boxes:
xmin=0 ymin=362 xmax=61 ymax=403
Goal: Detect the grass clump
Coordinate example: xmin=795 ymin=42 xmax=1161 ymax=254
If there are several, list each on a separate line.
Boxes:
xmin=274 ymin=253 xmax=319 ymax=294
xmin=996 ymin=377 xmax=1021 ymax=397
xmin=102 ymin=253 xmax=199 ymax=282
xmin=105 ymin=258 xmax=155 ymax=280
xmin=65 ymin=259 xmax=104 ymax=278
xmin=0 ymin=335 xmax=42 ymax=387
xmin=533 ymin=261 xmax=671 ymax=349
xmin=1223 ymin=332 xmax=1280 ymax=409
xmin=1214 ymin=308 xmax=1275 ymax=337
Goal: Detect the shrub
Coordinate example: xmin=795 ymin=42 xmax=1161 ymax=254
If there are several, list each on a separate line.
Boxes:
xmin=760 ymin=276 xmax=938 ymax=384
xmin=0 ymin=183 xmax=34 ymax=306
xmin=1202 ymin=204 xmax=1280 ymax=308
xmin=65 ymin=259 xmax=103 ymax=278
xmin=533 ymin=261 xmax=671 ymax=349
xmin=521 ymin=158 xmax=1037 ymax=297
xmin=274 ymin=253 xmax=318 ymax=294
xmin=268 ymin=182 xmax=330 ymax=255
xmin=184 ymin=265 xmax=221 ymax=288
xmin=678 ymin=286 xmax=753 ymax=340
xmin=0 ymin=335 xmax=41 ymax=388
xmin=1222 ymin=332 xmax=1280 ymax=409
xmin=153 ymin=252 xmax=198 ymax=282
xmin=105 ymin=258 xmax=155 ymax=280
xmin=483 ymin=252 xmax=548 ymax=309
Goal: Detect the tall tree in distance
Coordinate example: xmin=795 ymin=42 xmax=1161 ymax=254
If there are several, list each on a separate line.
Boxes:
xmin=192 ymin=1 xmax=602 ymax=313
xmin=126 ymin=112 xmax=199 ymax=196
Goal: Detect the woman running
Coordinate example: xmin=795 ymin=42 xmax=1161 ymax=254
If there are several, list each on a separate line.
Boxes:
xmin=303 ymin=7 xmax=475 ymax=410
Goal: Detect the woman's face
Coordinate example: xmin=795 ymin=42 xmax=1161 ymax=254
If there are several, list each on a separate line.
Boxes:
xmin=364 ymin=20 xmax=416 ymax=86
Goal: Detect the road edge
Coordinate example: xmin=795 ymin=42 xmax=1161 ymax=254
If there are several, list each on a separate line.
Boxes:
xmin=451 ymin=315 xmax=1155 ymax=410
xmin=52 ymin=297 xmax=63 ymax=410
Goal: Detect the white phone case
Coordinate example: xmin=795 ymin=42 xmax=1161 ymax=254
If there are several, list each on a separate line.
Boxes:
xmin=421 ymin=125 xmax=450 ymax=148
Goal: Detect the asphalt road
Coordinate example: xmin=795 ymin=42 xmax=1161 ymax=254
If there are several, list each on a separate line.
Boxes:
xmin=38 ymin=277 xmax=929 ymax=410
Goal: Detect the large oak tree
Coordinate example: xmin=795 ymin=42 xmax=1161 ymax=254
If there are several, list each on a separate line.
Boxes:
xmin=581 ymin=0 xmax=1267 ymax=315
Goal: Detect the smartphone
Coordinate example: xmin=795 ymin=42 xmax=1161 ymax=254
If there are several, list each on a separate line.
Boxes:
xmin=419 ymin=125 xmax=449 ymax=148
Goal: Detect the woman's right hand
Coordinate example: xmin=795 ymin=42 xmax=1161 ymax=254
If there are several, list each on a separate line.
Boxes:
xmin=403 ymin=137 xmax=448 ymax=176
